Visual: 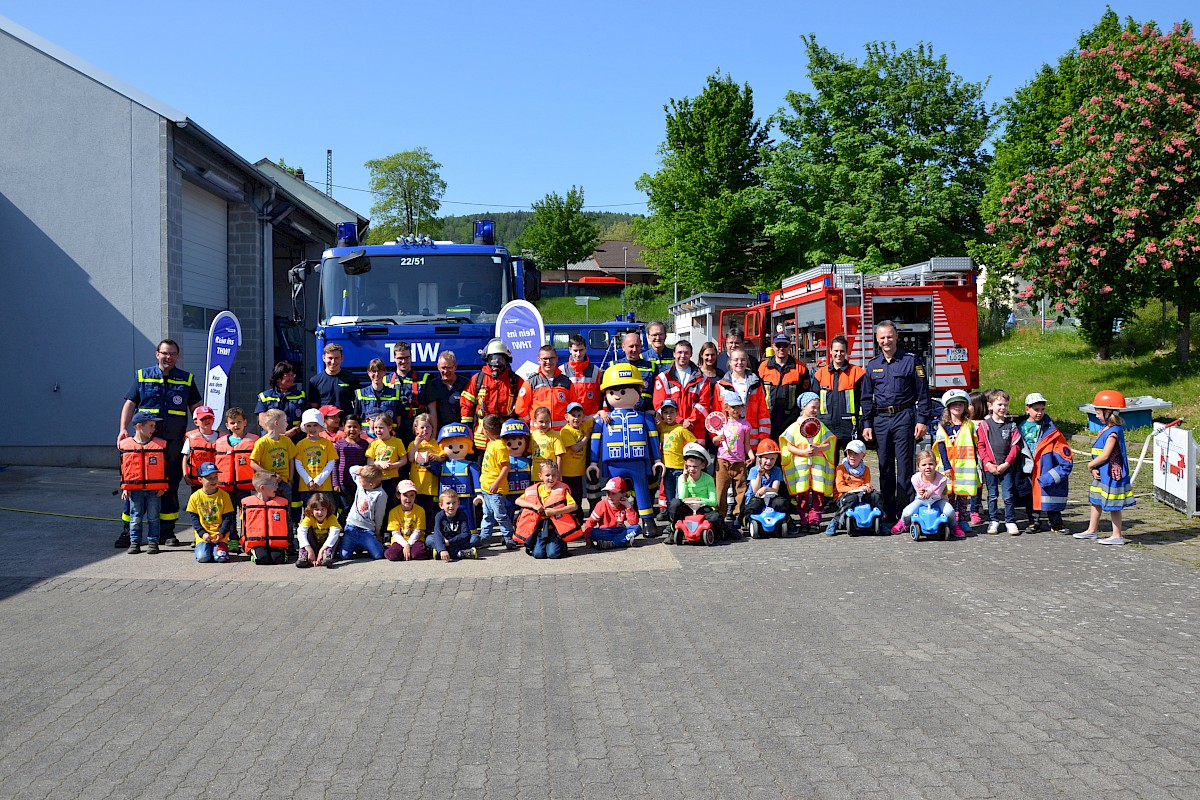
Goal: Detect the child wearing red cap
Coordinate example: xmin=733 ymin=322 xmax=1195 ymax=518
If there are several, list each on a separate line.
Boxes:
xmin=182 ymin=406 xmax=220 ymax=492
xmin=581 ymin=476 xmax=641 ymax=549
xmin=319 ymin=405 xmax=345 ymax=442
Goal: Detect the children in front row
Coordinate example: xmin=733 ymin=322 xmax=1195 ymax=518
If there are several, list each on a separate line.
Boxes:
xmin=666 ymin=443 xmax=726 ymax=539
xmin=827 ymin=440 xmax=882 ymax=536
xmin=1020 ymin=393 xmax=1072 ymax=534
xmin=384 ymin=480 xmax=428 ymax=561
xmin=326 ymin=464 xmax=388 ymax=562
xmin=891 ymin=449 xmax=960 ymax=537
xmin=1074 ymin=390 xmax=1135 ymax=545
xmin=428 ymin=488 xmax=478 ymax=561
xmin=241 ymin=473 xmax=290 ymax=565
xmin=934 ymin=389 xmax=978 ymax=538
xmin=297 ymin=493 xmax=341 ymax=568
xmin=745 ymin=439 xmax=790 ymax=530
xmin=186 ymin=462 xmax=234 ymax=563
xmin=513 ymin=461 xmax=580 ymax=559
xmin=976 ymin=390 xmax=1021 ymax=535
xmin=582 ymin=476 xmax=641 ymax=549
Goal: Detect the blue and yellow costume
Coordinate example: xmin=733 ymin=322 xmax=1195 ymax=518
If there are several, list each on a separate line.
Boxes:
xmin=431 ymin=423 xmax=482 ymax=533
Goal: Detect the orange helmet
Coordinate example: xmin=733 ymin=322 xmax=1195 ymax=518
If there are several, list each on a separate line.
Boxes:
xmin=756 ymin=438 xmax=780 ymax=456
xmin=1092 ymin=390 xmax=1126 ymax=410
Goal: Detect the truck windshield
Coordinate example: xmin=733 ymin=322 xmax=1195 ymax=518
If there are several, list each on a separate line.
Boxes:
xmin=320 ymin=253 xmax=509 ymax=325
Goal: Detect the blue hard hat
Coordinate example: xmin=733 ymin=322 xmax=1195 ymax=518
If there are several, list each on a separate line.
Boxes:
xmin=438 ymin=422 xmax=471 ymax=442
xmin=500 ymin=419 xmax=530 ymax=438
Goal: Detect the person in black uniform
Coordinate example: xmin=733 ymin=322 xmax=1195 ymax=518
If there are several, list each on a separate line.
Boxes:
xmin=860 ymin=321 xmax=931 ymax=524
xmin=307 ymin=343 xmax=361 ymax=418
xmin=116 ymin=339 xmax=201 ymax=547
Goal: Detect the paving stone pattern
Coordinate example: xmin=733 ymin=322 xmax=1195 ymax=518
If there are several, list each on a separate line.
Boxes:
xmin=0 ymin=467 xmax=1198 ymax=799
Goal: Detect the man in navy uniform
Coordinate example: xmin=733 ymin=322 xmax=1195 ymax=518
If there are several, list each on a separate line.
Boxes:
xmin=116 ymin=339 xmax=201 ymax=547
xmin=641 ymin=321 xmax=674 ymax=376
xmin=860 ymin=321 xmax=931 ymax=524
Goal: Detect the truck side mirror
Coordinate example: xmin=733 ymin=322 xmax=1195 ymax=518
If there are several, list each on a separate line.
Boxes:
xmin=340 ymin=250 xmax=372 ymax=276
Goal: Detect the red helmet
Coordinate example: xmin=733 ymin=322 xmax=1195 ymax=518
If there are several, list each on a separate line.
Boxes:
xmin=1092 ymin=389 xmax=1126 ymax=410
xmin=756 ymin=438 xmax=780 ymax=456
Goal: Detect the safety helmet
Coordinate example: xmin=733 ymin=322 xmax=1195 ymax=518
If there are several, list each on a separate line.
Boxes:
xmin=484 ymin=338 xmax=511 ymax=358
xmin=756 ymin=438 xmax=780 ymax=456
xmin=600 ymin=363 xmax=645 ymax=392
xmin=500 ymin=419 xmax=530 ymax=438
xmin=942 ymin=389 xmax=970 ymax=407
xmin=682 ymin=442 xmax=713 ymax=466
xmin=1092 ymin=389 xmax=1126 ymax=410
xmin=438 ymin=422 xmax=472 ymax=442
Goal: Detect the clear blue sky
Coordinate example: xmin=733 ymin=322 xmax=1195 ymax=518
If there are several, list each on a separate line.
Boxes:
xmin=7 ymin=1 xmax=1195 ymax=222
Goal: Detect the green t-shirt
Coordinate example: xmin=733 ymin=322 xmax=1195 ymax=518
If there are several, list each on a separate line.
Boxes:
xmin=678 ymin=471 xmax=717 ymax=507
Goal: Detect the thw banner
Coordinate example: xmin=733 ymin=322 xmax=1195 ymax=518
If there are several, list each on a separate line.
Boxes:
xmin=204 ymin=311 xmax=241 ymax=423
xmin=495 ymin=300 xmax=545 ymax=380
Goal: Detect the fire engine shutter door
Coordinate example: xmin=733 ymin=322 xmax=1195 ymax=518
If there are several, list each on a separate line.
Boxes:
xmin=180 ymin=181 xmax=229 ymax=375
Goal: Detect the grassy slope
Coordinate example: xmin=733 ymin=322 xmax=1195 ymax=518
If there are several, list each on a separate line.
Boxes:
xmin=537 ymin=295 xmax=672 ymax=326
xmin=979 ymin=327 xmax=1197 ymax=438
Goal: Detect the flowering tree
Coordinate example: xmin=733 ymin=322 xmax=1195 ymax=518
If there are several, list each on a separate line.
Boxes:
xmin=990 ymin=23 xmax=1200 ymax=361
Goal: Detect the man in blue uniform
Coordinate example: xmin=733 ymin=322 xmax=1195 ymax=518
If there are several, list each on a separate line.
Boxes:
xmin=116 ymin=339 xmax=202 ymax=547
xmin=860 ymin=321 xmax=931 ymax=524
xmin=641 ymin=321 xmax=674 ymax=376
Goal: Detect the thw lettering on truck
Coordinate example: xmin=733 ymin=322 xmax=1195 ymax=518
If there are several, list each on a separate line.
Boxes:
xmin=390 ymin=342 xmax=442 ymax=363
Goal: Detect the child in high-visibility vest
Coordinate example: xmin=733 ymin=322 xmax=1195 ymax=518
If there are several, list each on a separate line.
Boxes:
xmin=1074 ymin=390 xmax=1135 ymax=545
xmin=934 ymin=389 xmax=978 ymax=538
xmin=781 ymin=392 xmax=835 ymax=528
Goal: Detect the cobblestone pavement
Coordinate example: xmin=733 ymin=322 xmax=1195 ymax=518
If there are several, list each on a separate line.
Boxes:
xmin=0 ymin=466 xmax=1198 ymax=799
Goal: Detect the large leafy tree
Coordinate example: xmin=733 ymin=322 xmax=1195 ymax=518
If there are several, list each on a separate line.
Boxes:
xmin=635 ymin=73 xmax=771 ymax=292
xmin=990 ymin=21 xmax=1200 ymax=361
xmin=364 ymin=148 xmax=447 ymax=242
xmin=517 ymin=186 xmax=601 ymax=288
xmin=759 ymin=37 xmax=992 ymax=273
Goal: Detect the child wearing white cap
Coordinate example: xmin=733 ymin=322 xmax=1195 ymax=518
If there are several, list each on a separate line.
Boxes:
xmin=294 ymin=408 xmax=339 ymax=517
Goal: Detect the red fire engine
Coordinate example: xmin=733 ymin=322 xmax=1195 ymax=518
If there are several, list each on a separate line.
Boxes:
xmin=718 ymin=258 xmax=979 ymax=391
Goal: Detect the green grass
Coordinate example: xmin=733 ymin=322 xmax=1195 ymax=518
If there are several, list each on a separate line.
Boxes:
xmin=536 ymin=293 xmax=672 ymax=325
xmin=979 ymin=327 xmax=1199 ymax=438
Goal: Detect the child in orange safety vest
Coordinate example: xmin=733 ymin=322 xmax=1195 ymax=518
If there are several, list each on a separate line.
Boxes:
xmin=119 ymin=411 xmax=169 ymax=555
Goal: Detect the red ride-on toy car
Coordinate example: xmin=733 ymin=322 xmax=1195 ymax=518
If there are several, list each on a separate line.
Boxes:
xmin=673 ymin=514 xmax=717 ymax=546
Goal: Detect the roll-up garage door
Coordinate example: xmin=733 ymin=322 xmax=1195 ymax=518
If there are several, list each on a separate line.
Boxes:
xmin=181 ymin=181 xmax=228 ymax=377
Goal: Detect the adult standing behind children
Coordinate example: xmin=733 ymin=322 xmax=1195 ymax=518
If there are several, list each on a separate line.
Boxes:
xmin=429 ymin=350 xmax=468 ymax=431
xmin=813 ymin=335 xmax=865 ymax=464
xmin=758 ymin=332 xmax=810 ymax=442
xmin=385 ymin=341 xmax=436 ymax=443
xmin=716 ymin=327 xmax=759 ymax=374
xmin=514 ymin=345 xmax=573 ymax=430
xmin=307 ymin=343 xmax=361 ymax=418
xmin=860 ymin=320 xmax=931 ymax=525
xmin=117 ymin=339 xmax=201 ymax=548
xmin=255 ymin=361 xmax=307 ymax=439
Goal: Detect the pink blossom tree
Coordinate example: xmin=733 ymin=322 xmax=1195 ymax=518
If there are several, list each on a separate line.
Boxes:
xmin=990 ymin=23 xmax=1200 ymax=361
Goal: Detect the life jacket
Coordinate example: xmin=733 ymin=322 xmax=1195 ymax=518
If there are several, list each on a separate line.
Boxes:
xmin=135 ymin=367 xmax=195 ymax=438
xmin=814 ymin=363 xmax=865 ymax=431
xmin=241 ymin=494 xmax=290 ymax=552
xmin=779 ymin=418 xmax=835 ymax=496
xmin=215 ymin=433 xmax=259 ymax=492
xmin=118 ymin=437 xmax=169 ymax=491
xmin=461 ymin=368 xmax=524 ymax=448
xmin=184 ymin=429 xmax=219 ymax=486
xmin=513 ymin=482 xmax=583 ymax=545
xmin=563 ymin=359 xmax=602 ymax=415
xmin=935 ymin=420 xmax=979 ymax=496
xmin=514 ymin=370 xmax=574 ymax=429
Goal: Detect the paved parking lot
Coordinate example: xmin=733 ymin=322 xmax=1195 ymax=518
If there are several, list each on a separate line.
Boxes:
xmin=1 ymin=466 xmax=1198 ymax=799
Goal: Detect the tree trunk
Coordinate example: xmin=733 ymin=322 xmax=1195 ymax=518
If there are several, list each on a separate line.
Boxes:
xmin=1178 ymin=298 xmax=1191 ymax=365
xmin=1094 ymin=343 xmax=1110 ymax=361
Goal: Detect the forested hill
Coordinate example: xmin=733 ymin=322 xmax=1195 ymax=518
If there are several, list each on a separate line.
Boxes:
xmin=436 ymin=211 xmax=642 ymax=246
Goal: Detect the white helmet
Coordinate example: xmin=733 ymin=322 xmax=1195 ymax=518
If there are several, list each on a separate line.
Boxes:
xmin=484 ymin=338 xmax=511 ymax=358
xmin=682 ymin=442 xmax=712 ymax=466
xmin=942 ymin=389 xmax=970 ymax=407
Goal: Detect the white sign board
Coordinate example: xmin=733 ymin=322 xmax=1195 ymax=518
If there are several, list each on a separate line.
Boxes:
xmin=1152 ymin=425 xmax=1197 ymax=516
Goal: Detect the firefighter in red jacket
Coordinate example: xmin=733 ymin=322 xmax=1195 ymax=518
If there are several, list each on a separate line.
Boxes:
xmin=651 ymin=339 xmax=712 ymax=435
xmin=460 ymin=339 xmax=528 ymax=450
xmin=563 ymin=334 xmax=602 ymax=415
xmin=514 ymin=344 xmax=574 ymax=430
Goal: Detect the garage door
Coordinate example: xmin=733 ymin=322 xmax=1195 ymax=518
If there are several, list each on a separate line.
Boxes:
xmin=181 ymin=181 xmax=228 ymax=376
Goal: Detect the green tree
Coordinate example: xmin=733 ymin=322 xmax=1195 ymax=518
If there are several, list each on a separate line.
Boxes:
xmin=517 ymin=186 xmax=601 ymax=289
xmin=364 ymin=148 xmax=447 ymax=242
xmin=759 ymin=37 xmax=992 ymax=274
xmin=635 ymin=72 xmax=770 ymax=293
xmin=990 ymin=21 xmax=1200 ymax=362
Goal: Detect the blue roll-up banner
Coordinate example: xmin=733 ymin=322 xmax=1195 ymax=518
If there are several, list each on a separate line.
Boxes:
xmin=204 ymin=311 xmax=241 ymax=423
xmin=495 ymin=300 xmax=545 ymax=380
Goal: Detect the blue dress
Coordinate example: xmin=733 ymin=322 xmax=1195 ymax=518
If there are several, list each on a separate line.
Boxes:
xmin=1089 ymin=427 xmax=1136 ymax=511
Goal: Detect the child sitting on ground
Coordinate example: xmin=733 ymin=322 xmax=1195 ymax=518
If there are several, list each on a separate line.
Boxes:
xmin=384 ymin=480 xmax=428 ymax=561
xmin=581 ymin=475 xmax=641 ymax=549
xmin=297 ymin=492 xmax=341 ymax=569
xmin=428 ymin=488 xmax=478 ymax=562
xmin=514 ymin=461 xmax=580 ymax=559
xmin=326 ymin=464 xmax=387 ymax=562
xmin=186 ymin=462 xmax=234 ymax=563
xmin=828 ymin=440 xmax=883 ymax=535
xmin=241 ymin=473 xmax=290 ymax=565
xmin=891 ymin=449 xmax=959 ymax=537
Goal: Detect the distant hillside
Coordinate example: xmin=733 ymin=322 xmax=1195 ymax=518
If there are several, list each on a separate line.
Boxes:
xmin=435 ymin=211 xmax=643 ymax=247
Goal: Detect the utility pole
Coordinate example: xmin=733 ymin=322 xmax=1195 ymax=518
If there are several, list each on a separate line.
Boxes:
xmin=325 ymin=150 xmax=333 ymax=197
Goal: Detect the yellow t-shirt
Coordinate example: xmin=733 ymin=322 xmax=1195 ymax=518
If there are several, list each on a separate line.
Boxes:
xmin=299 ymin=513 xmax=339 ymax=547
xmin=365 ymin=435 xmax=405 ymax=480
xmin=294 ymin=436 xmax=338 ymax=492
xmin=480 ymin=439 xmax=510 ymax=493
xmin=409 ymin=439 xmax=441 ymax=496
xmin=530 ymin=430 xmax=564 ymax=479
xmin=250 ymin=435 xmax=295 ymax=481
xmin=659 ymin=422 xmax=697 ymax=470
xmin=386 ymin=504 xmax=427 ymax=544
xmin=186 ymin=488 xmax=234 ymax=541
xmin=558 ymin=419 xmax=593 ymax=478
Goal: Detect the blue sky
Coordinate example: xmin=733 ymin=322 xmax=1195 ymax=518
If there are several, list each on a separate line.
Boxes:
xmin=6 ymin=1 xmax=1195 ymax=222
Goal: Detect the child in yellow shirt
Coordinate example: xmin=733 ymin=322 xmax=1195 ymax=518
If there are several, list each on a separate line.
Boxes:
xmin=384 ymin=480 xmax=428 ymax=561
xmin=364 ymin=412 xmax=408 ymax=510
xmin=293 ymin=408 xmax=339 ymax=509
xmin=656 ymin=399 xmax=696 ymax=520
xmin=558 ymin=402 xmax=593 ymax=513
xmin=530 ymin=406 xmax=564 ymax=481
xmin=407 ymin=413 xmax=443 ymax=525
xmin=186 ymin=462 xmax=234 ymax=563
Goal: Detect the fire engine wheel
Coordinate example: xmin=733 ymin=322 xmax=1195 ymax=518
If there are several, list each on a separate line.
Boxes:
xmin=910 ymin=523 xmax=922 ymax=542
xmin=748 ymin=520 xmax=762 ymax=539
xmin=702 ymin=528 xmax=716 ymax=547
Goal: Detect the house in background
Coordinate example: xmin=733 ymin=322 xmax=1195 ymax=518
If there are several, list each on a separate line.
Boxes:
xmin=540 ymin=240 xmax=658 ymax=297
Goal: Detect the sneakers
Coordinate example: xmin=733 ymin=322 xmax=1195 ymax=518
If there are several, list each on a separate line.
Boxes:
xmin=295 ymin=550 xmax=312 ymax=569
xmin=969 ymin=511 xmax=983 ymax=526
xmin=126 ymin=543 xmax=141 ymax=555
xmin=987 ymin=522 xmax=1000 ymax=535
xmin=214 ymin=545 xmax=229 ymax=563
xmin=1024 ymin=523 xmax=1039 ymax=535
xmin=890 ymin=519 xmax=907 ymax=534
xmin=457 ymin=547 xmax=479 ymax=560
xmin=1051 ymin=526 xmax=1070 ymax=535
xmin=595 ymin=540 xmax=615 ymax=550
xmin=1006 ymin=523 xmax=1020 ymax=536
xmin=1073 ymin=531 xmax=1099 ymax=540
xmin=503 ymin=537 xmax=518 ymax=551
xmin=146 ymin=541 xmax=160 ymax=555
xmin=957 ymin=523 xmax=971 ymax=538
xmin=1098 ymin=536 xmax=1127 ymax=546
xmin=320 ymin=549 xmax=335 ymax=568
xmin=824 ymin=519 xmax=838 ymax=536
xmin=162 ymin=535 xmax=183 ymax=548
xmin=951 ymin=528 xmax=967 ymax=539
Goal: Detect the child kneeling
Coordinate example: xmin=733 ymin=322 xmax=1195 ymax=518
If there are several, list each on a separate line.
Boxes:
xmin=582 ymin=476 xmax=641 ymax=549
xmin=325 ymin=464 xmax=388 ymax=562
xmin=514 ymin=462 xmax=580 ymax=559
xmin=187 ymin=462 xmax=235 ymax=562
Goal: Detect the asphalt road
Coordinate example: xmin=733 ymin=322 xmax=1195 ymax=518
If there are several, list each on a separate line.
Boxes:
xmin=0 ymin=466 xmax=1197 ymax=799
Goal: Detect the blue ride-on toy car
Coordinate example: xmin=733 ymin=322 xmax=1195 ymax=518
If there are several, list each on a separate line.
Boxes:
xmin=909 ymin=504 xmax=952 ymax=541
xmin=841 ymin=501 xmax=883 ymax=536
xmin=746 ymin=493 xmax=790 ymax=539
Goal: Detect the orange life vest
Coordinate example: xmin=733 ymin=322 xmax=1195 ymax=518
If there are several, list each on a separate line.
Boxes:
xmin=514 ymin=482 xmax=583 ymax=545
xmin=118 ymin=437 xmax=169 ymax=491
xmin=215 ymin=434 xmax=259 ymax=492
xmin=184 ymin=429 xmax=219 ymax=486
xmin=241 ymin=495 xmax=290 ymax=552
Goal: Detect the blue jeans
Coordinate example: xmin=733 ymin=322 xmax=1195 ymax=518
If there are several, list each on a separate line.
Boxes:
xmin=194 ymin=541 xmax=229 ymax=563
xmin=480 ymin=492 xmax=513 ymax=541
xmin=662 ymin=468 xmax=682 ymax=510
xmin=530 ymin=529 xmax=566 ymax=559
xmin=127 ymin=490 xmax=161 ymax=545
xmin=588 ymin=525 xmax=641 ymax=547
xmin=984 ymin=470 xmax=1016 ymax=524
xmin=429 ymin=531 xmax=474 ymax=559
xmin=337 ymin=524 xmax=385 ymax=560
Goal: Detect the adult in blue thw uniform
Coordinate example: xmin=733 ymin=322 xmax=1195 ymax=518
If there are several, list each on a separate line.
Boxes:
xmin=860 ymin=320 xmax=931 ymax=525
xmin=116 ymin=339 xmax=201 ymax=547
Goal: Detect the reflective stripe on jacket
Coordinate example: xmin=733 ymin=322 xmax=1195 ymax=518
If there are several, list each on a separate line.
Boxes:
xmin=779 ymin=418 xmax=835 ymax=496
xmin=934 ymin=420 xmax=979 ymax=496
